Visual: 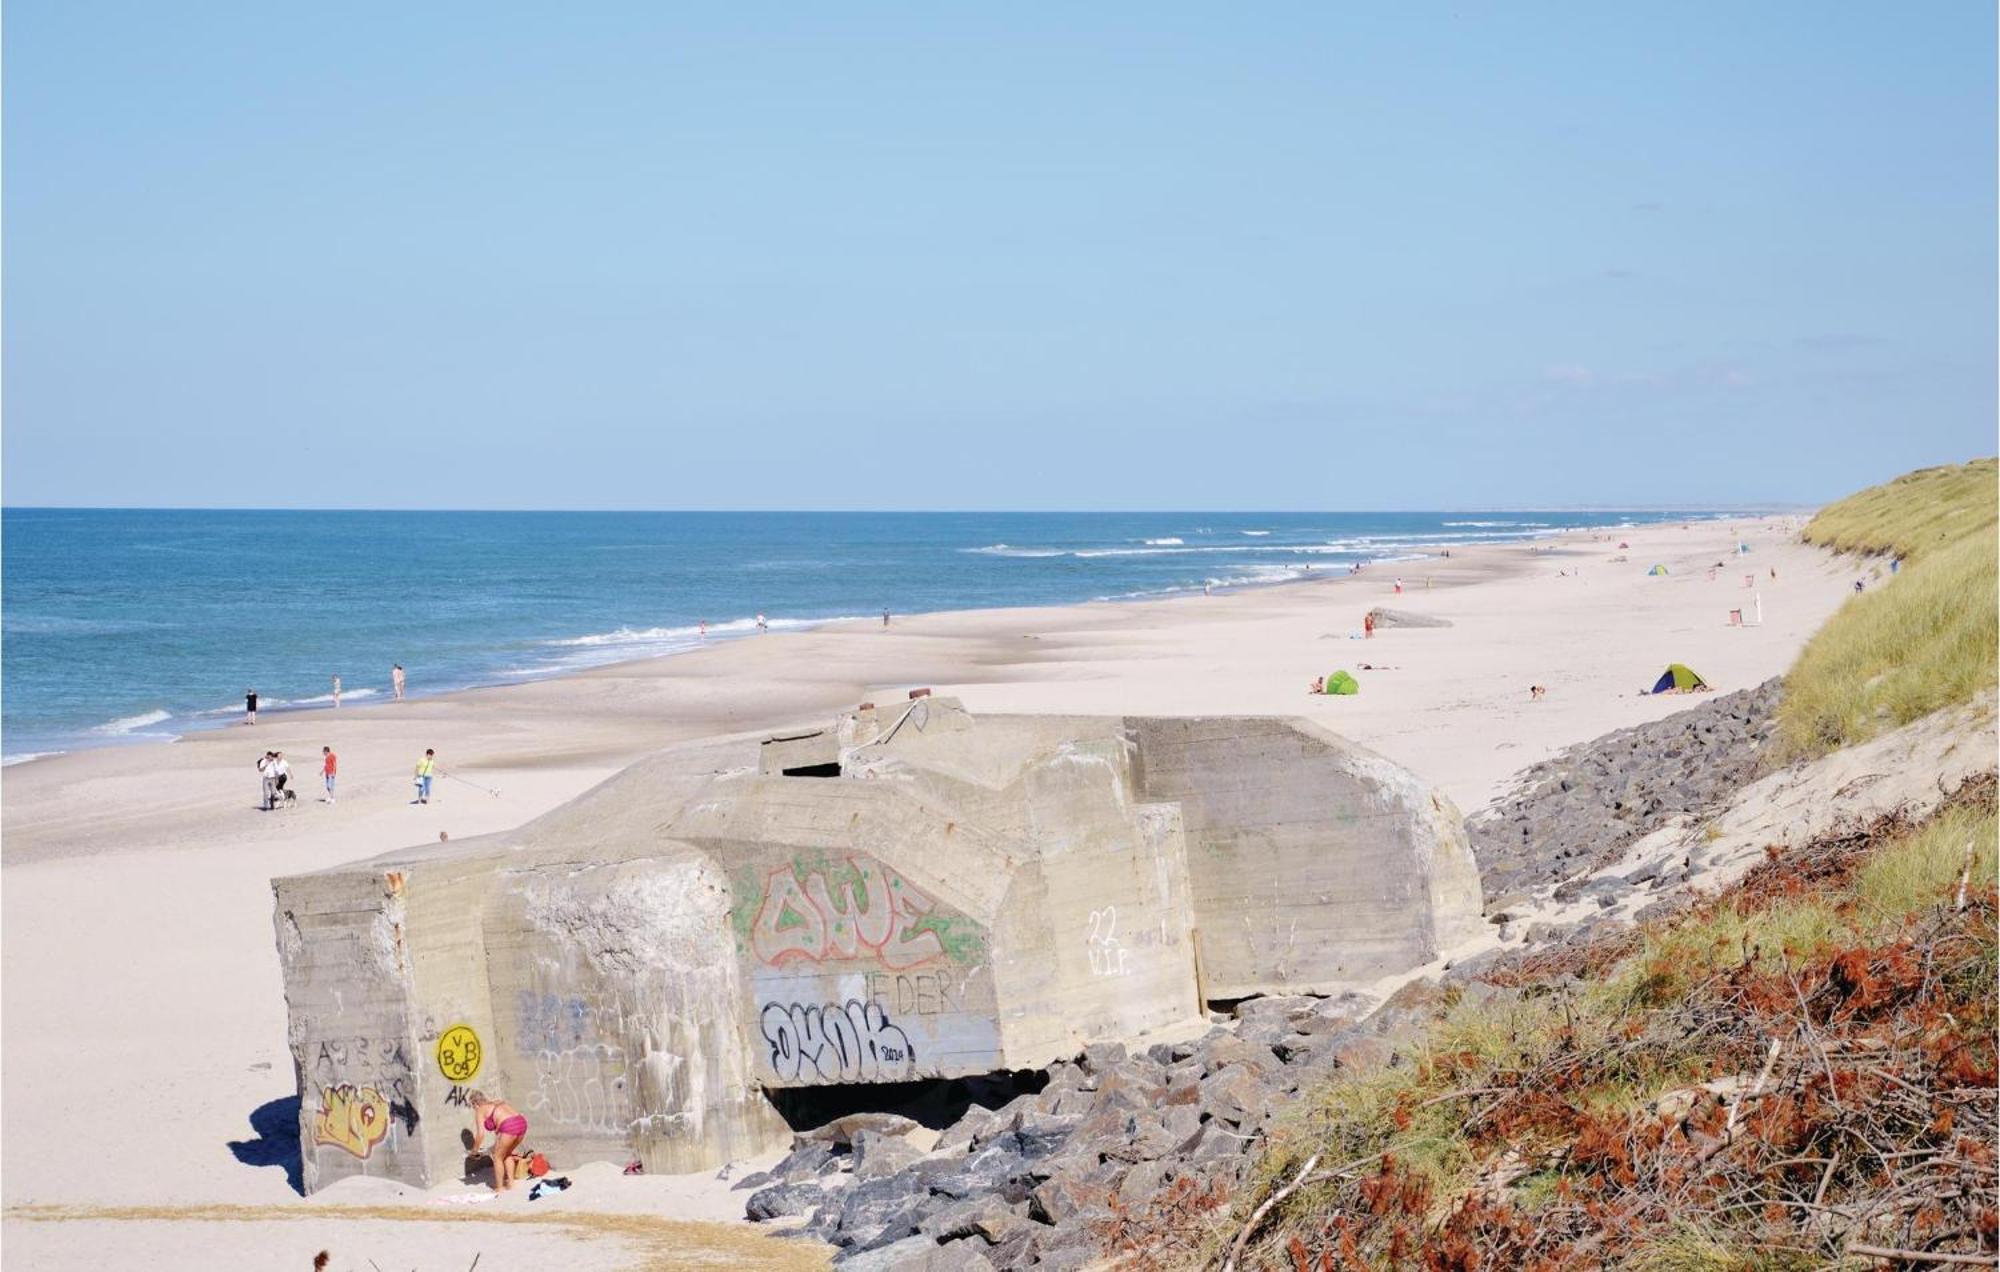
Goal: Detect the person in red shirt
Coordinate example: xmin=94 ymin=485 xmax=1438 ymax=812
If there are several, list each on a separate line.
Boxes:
xmin=321 ymin=746 xmax=338 ymax=804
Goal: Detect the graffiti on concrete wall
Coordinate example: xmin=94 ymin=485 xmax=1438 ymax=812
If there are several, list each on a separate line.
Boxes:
xmin=749 ymin=856 xmax=968 ymax=970
xmin=528 ymin=1042 xmax=630 ymax=1134
xmin=310 ymin=1035 xmax=413 ymax=1084
xmin=308 ymin=1030 xmax=421 ymax=1162
xmin=313 ymin=1083 xmax=391 ymax=1158
xmin=1086 ymin=906 xmax=1132 ymax=977
xmin=514 ymin=990 xmax=632 ymax=1136
xmin=759 ymin=998 xmax=916 ymax=1082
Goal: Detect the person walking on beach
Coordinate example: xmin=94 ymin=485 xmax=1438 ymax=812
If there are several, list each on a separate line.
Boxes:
xmin=257 ymin=752 xmax=277 ymax=810
xmin=270 ymin=750 xmax=291 ymax=804
xmin=466 ymin=1091 xmax=530 ymax=1192
xmin=391 ymin=664 xmax=406 ymax=701
xmin=1393 ymin=576 xmax=1404 ymax=595
xmin=331 ymin=675 xmax=341 ymax=708
xmin=321 ymin=746 xmax=338 ymax=803
xmin=413 ymin=748 xmax=436 ymax=804
xmin=245 ymin=688 xmax=259 ymax=725
xmin=882 ymin=608 xmax=891 ymax=628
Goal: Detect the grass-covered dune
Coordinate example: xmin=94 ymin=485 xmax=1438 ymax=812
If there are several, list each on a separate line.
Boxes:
xmin=1799 ymin=458 xmax=1996 ymax=560
xmin=1778 ymin=458 xmax=1998 ymax=760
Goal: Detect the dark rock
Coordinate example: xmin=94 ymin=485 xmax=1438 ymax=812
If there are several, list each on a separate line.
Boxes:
xmin=923 ymin=1243 xmax=998 ymax=1272
xmin=1081 ymin=1041 xmax=1128 ymax=1073
xmin=731 ymin=1168 xmax=774 ymax=1192
xmin=746 ymin=1180 xmax=824 ymax=1221
xmin=831 ymin=1234 xmax=929 ymax=1270
xmin=1117 ymin=1157 xmax=1174 ymax=1204
xmin=772 ymin=1142 xmax=837 ymax=1180
xmin=1029 ymin=1172 xmax=1109 ymax=1226
xmin=1030 ymin=1233 xmax=1102 ymax=1272
xmin=836 ymin=1186 xmax=934 ymax=1252
xmin=931 ymin=1146 xmax=1040 ymax=1204
xmin=937 ymin=1104 xmax=999 ymax=1153
xmin=921 ymin=1195 xmax=1030 ymax=1244
xmin=1197 ymin=1034 xmax=1279 ymax=1074
xmin=1197 ymin=1065 xmax=1273 ymax=1126
xmin=1467 ymin=680 xmax=1780 ymax=893
xmin=853 ymin=1128 xmax=926 ymax=1181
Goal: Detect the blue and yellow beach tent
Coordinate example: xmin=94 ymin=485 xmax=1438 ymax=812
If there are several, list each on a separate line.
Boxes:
xmin=1648 ymin=664 xmax=1708 ymax=694
xmin=1647 ymin=564 xmax=1669 ymax=576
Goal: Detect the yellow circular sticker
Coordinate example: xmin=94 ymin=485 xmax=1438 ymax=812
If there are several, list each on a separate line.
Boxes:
xmin=436 ymin=1024 xmax=483 ymax=1083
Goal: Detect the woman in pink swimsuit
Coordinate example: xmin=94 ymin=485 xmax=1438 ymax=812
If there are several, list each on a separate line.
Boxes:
xmin=466 ymin=1090 xmax=529 ymax=1191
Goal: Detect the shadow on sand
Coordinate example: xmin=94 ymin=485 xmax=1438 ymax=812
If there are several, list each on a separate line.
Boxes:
xmin=228 ymin=1095 xmax=303 ymax=1196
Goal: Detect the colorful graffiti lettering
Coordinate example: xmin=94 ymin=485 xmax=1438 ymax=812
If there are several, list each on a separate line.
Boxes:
xmin=759 ymin=999 xmax=917 ymax=1082
xmin=750 ymin=857 xmax=948 ymax=970
xmin=314 ymin=1083 xmax=392 ymax=1159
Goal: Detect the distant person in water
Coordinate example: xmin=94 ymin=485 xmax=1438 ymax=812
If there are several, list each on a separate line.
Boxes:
xmin=756 ymin=613 xmax=768 ymax=633
xmin=331 ymin=675 xmax=341 ymax=708
xmin=699 ymin=619 xmax=707 ymax=639
xmin=245 ymin=688 xmax=259 ymax=725
xmin=321 ymin=746 xmax=337 ymax=803
xmin=413 ymin=748 xmax=436 ymax=804
xmin=391 ymin=664 xmax=406 ymax=701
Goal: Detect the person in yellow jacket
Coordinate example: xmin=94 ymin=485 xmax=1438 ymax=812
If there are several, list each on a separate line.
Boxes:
xmin=413 ymin=749 xmax=437 ymax=804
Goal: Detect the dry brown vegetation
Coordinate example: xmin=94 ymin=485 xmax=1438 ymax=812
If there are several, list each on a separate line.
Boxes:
xmin=1117 ymin=777 xmax=1997 ymax=1270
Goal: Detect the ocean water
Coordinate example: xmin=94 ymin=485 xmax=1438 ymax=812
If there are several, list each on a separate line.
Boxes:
xmin=0 ymin=508 xmax=1719 ymax=762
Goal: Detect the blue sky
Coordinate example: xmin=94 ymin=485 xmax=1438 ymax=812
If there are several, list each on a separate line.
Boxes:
xmin=5 ymin=4 xmax=1994 ymax=510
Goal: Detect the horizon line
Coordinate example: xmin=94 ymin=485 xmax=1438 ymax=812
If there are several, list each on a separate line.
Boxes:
xmin=0 ymin=502 xmax=1812 ymax=515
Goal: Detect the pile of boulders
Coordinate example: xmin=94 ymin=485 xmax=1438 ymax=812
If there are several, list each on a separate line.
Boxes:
xmin=740 ymin=985 xmax=1489 ymax=1270
xmin=1469 ymin=678 xmax=1781 ymax=902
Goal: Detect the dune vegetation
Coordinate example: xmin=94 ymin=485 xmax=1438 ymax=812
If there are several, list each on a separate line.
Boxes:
xmin=1777 ymin=458 xmax=1998 ymax=760
xmin=1797 ymin=458 xmax=1996 ymax=561
xmin=1139 ymin=778 xmax=1997 ymax=1270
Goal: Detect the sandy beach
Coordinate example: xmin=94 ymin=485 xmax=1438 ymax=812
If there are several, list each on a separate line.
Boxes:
xmin=1 ymin=515 xmax=1853 ymax=1269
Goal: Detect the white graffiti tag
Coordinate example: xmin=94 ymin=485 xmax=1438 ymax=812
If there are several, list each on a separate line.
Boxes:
xmin=759 ymin=999 xmax=917 ymax=1082
xmin=1086 ymin=906 xmax=1131 ymax=977
xmin=526 ymin=1042 xmax=628 ymax=1134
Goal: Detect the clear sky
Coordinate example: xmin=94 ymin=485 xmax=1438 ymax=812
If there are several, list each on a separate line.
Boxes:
xmin=5 ymin=4 xmax=1994 ymax=510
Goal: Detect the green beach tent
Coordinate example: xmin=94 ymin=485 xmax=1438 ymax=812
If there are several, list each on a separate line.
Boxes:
xmin=1648 ymin=664 xmax=1707 ymax=694
xmin=1324 ymin=669 xmax=1360 ymax=695
xmin=1647 ymin=564 xmax=1669 ymax=576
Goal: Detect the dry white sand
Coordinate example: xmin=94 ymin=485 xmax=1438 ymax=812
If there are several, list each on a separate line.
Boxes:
xmin=0 ymin=515 xmax=1851 ymax=1269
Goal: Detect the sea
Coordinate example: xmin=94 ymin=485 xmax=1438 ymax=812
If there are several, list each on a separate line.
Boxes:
xmin=0 ymin=508 xmax=1726 ymax=764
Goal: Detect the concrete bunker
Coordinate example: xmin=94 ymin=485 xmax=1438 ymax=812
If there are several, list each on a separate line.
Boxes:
xmin=273 ymin=698 xmax=1481 ymax=1192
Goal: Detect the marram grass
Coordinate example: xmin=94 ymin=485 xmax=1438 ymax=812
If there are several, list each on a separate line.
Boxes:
xmin=1777 ymin=459 xmax=1998 ymax=761
xmin=1800 ymin=456 xmax=1996 ymax=562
